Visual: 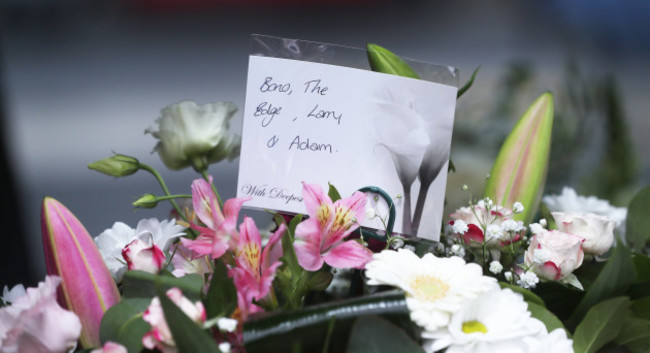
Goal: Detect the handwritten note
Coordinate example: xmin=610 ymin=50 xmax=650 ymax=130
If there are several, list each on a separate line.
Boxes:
xmin=237 ymin=56 xmax=457 ymax=240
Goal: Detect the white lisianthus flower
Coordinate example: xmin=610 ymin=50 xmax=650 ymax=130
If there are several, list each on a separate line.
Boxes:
xmin=95 ymin=218 xmax=185 ymax=281
xmin=422 ymin=289 xmax=546 ymax=353
xmin=0 ymin=276 xmax=82 ymax=353
xmin=543 ymin=187 xmax=627 ymax=237
xmin=146 ymin=101 xmax=241 ymax=171
xmin=552 ymin=211 xmax=616 ymax=255
xmin=1 ymin=284 xmax=26 ymax=305
xmin=365 ymin=249 xmax=498 ymax=331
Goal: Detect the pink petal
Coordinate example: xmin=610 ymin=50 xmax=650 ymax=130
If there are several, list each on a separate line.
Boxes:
xmin=322 ymin=240 xmax=372 ymax=269
xmin=180 ymin=235 xmax=213 ymax=258
xmin=261 ymin=223 xmax=286 ymax=269
xmin=294 ymin=219 xmax=324 ymax=271
xmin=236 ymin=217 xmax=262 ymax=272
xmin=462 ymin=224 xmax=484 ymax=246
xmin=223 ymin=197 xmax=250 ymax=223
xmin=191 ymin=177 xmax=223 ymax=229
xmin=321 ymin=191 xmax=366 ymax=250
xmin=301 ymin=182 xmax=333 ymax=223
xmin=539 ymin=261 xmax=561 ymax=280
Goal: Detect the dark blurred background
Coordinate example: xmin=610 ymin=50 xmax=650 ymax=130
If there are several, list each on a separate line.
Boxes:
xmin=1 ymin=0 xmax=649 ymax=287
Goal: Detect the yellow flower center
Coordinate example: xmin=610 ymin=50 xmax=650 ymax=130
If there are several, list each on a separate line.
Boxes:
xmin=462 ymin=320 xmax=488 ymax=334
xmin=242 ymin=243 xmax=260 ymax=274
xmin=410 ymin=275 xmax=449 ymax=302
xmin=317 ymin=204 xmax=331 ymax=225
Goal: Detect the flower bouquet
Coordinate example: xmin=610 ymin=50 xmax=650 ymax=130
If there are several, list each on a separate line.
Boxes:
xmin=2 ymin=44 xmax=649 ymax=353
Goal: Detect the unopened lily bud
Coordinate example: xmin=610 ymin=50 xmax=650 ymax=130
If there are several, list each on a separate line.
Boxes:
xmin=88 ymin=154 xmax=139 ymax=177
xmin=133 ymin=194 xmax=158 ymax=209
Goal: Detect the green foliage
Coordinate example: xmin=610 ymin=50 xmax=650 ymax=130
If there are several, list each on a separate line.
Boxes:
xmin=615 ymin=317 xmax=650 ymax=353
xmin=121 ymin=270 xmax=203 ymax=301
xmin=627 ymin=186 xmax=650 ymax=252
xmin=99 ymin=298 xmax=151 ymax=353
xmin=346 ymin=316 xmax=424 ymax=353
xmin=157 ymin=285 xmax=221 ymax=353
xmin=457 ymin=67 xmax=480 ymax=99
xmin=328 ymin=183 xmax=342 ymax=202
xmin=573 ymin=297 xmax=630 ymax=353
xmin=533 ymin=282 xmax=584 ymax=321
xmin=204 ymin=259 xmax=237 ymax=319
xmin=568 ymin=242 xmax=636 ymax=329
xmin=366 ymin=44 xmax=419 ymax=79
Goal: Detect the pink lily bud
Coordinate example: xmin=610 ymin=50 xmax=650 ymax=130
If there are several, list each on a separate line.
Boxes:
xmin=122 ymin=236 xmax=166 ymax=273
xmin=41 ymin=197 xmax=121 ymax=348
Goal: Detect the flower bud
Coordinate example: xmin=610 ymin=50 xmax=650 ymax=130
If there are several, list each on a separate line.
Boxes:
xmin=88 ymin=154 xmax=139 ymax=177
xmin=133 ymin=194 xmax=159 ymax=209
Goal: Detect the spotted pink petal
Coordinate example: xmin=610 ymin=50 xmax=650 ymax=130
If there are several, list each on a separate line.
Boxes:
xmin=322 ymin=240 xmax=373 ymax=269
xmin=301 ymin=182 xmax=334 ymax=223
xmin=321 ymin=191 xmax=366 ymax=250
xmin=41 ymin=197 xmax=120 ymax=348
xmin=262 ymin=223 xmax=286 ymax=269
xmin=294 ymin=219 xmax=325 ymax=271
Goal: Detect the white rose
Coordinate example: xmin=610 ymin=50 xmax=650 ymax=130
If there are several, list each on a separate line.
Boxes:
xmin=146 ymin=100 xmax=241 ymax=171
xmin=552 ymin=211 xmax=616 ymax=255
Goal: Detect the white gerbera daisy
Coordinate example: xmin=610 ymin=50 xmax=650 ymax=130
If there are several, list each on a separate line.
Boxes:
xmin=94 ymin=218 xmax=185 ymax=281
xmin=365 ymin=249 xmax=498 ymax=331
xmin=422 ymin=288 xmax=546 ymax=353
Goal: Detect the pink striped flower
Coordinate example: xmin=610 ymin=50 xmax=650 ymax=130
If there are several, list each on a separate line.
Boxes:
xmin=181 ymin=176 xmax=250 ymax=259
xmin=293 ymin=183 xmax=372 ymax=271
xmin=230 ymin=217 xmax=286 ymax=316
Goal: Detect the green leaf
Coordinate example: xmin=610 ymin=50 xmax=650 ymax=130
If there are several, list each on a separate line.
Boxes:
xmin=568 ymin=241 xmax=636 ymax=329
xmin=122 ymin=270 xmax=203 ymax=301
xmin=204 ymin=259 xmax=237 ymax=319
xmin=634 ymin=253 xmax=650 ymax=281
xmin=483 ymin=92 xmax=554 ymax=223
xmin=157 ymin=286 xmax=221 ymax=353
xmin=526 ymin=302 xmax=566 ymax=334
xmin=99 ymin=298 xmax=151 ymax=353
xmin=533 ymin=281 xmax=584 ymax=322
xmin=615 ymin=317 xmax=650 ymax=350
xmin=366 ymin=43 xmax=419 ymax=79
xmin=327 ymin=183 xmax=342 ymax=202
xmin=627 ymin=186 xmax=650 ymax=252
xmin=499 ymin=282 xmax=545 ymax=306
xmin=244 ymin=290 xmax=411 ymax=353
xmin=457 ymin=67 xmax=480 ymax=99
xmin=631 ymin=297 xmax=650 ymax=320
xmin=347 ymin=315 xmax=425 ymax=353
xmin=573 ymin=296 xmax=630 ymax=353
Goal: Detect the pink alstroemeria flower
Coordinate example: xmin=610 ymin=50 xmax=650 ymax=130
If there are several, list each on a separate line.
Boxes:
xmin=181 ymin=176 xmax=249 ymax=259
xmin=231 ymin=217 xmax=286 ymax=312
xmin=293 ymin=183 xmax=372 ymax=271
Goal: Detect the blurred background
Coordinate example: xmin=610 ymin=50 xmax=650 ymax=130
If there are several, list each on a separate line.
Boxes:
xmin=1 ymin=0 xmax=649 ymax=287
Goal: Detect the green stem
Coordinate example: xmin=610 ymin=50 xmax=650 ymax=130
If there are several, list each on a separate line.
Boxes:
xmin=201 ymin=169 xmax=223 ymax=207
xmin=156 ymin=194 xmax=192 ymax=201
xmin=140 ymin=163 xmax=185 ymax=218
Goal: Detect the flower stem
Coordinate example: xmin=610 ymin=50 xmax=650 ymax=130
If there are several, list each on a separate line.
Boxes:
xmin=140 ymin=163 xmax=185 ymax=219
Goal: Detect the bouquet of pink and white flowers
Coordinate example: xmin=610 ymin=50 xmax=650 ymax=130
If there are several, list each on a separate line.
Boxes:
xmin=2 ymin=45 xmax=649 ymax=353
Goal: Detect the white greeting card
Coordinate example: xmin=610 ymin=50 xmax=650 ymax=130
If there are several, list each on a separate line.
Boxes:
xmin=237 ymin=54 xmax=457 ymax=240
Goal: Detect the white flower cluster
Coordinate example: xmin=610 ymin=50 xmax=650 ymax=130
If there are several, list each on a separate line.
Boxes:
xmin=365 ymin=250 xmax=574 ymax=352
